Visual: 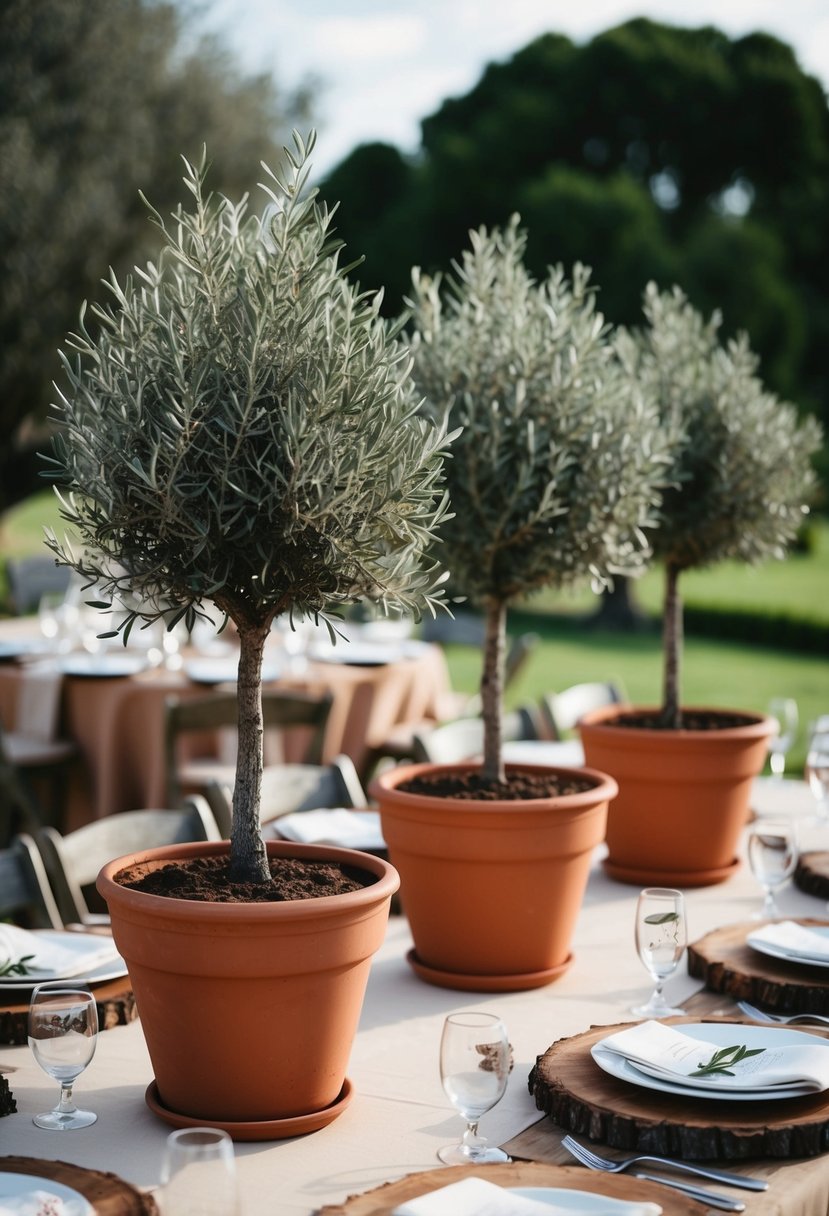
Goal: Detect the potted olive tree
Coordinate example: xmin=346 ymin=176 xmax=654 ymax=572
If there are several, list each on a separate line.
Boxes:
xmin=370 ymin=217 xmax=675 ymax=991
xmin=579 ymin=284 xmax=823 ymax=887
xmin=44 ymin=133 xmax=454 ymax=1133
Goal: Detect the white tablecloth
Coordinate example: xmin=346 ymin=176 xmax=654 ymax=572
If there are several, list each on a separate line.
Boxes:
xmin=1 ymin=779 xmax=826 ymax=1214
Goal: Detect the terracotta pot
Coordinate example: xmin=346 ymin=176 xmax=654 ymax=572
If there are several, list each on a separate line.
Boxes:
xmin=370 ymin=762 xmax=616 ymax=991
xmin=579 ymin=705 xmax=774 ymax=887
xmin=97 ymin=839 xmax=398 ymax=1127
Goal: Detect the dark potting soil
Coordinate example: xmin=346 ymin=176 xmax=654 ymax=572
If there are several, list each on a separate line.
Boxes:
xmin=114 ymin=854 xmax=374 ymax=902
xmin=610 ymin=709 xmax=759 ymax=731
xmin=397 ymin=768 xmax=598 ymax=801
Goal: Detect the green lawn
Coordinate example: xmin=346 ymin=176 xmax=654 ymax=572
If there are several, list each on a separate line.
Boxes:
xmin=3 ymin=492 xmax=826 ymax=776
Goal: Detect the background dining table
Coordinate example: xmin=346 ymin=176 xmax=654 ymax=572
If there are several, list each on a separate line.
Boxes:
xmin=0 ymin=618 xmax=454 ymax=825
xmin=1 ymin=778 xmax=827 ymax=1215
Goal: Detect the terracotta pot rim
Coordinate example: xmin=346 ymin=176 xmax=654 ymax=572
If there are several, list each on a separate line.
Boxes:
xmin=370 ymin=760 xmax=618 ymax=811
xmin=97 ymin=838 xmax=399 ymax=922
xmin=580 ymin=704 xmax=774 ymax=740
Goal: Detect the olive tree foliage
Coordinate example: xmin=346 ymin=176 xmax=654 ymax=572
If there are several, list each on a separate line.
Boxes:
xmin=617 ymin=284 xmax=823 ymax=728
xmin=45 ymin=134 xmax=454 ymax=883
xmin=403 ymin=217 xmax=676 ymax=782
xmin=0 ymin=0 xmax=313 ymax=513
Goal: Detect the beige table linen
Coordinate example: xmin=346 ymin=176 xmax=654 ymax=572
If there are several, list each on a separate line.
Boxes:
xmin=0 ymin=633 xmax=452 ymax=821
xmin=1 ymin=779 xmax=826 ymax=1215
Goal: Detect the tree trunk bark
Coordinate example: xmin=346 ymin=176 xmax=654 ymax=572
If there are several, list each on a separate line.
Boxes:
xmin=660 ymin=562 xmax=683 ymax=730
xmin=480 ymin=599 xmax=506 ymax=784
xmin=586 ymin=577 xmax=649 ymax=631
xmin=229 ymin=620 xmax=271 ymax=883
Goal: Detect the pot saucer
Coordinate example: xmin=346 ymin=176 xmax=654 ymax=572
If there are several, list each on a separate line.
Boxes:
xmin=145 ymin=1077 xmax=353 ymax=1141
xmin=406 ymin=948 xmax=573 ymax=992
xmin=603 ymin=855 xmax=740 ymax=888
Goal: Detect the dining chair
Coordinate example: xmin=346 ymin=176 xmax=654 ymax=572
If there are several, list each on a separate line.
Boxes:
xmin=203 ymin=754 xmax=368 ymax=838
xmin=4 ymin=556 xmax=72 ymax=615
xmin=411 ymin=704 xmax=541 ymax=765
xmin=540 ymin=681 xmax=626 ymax=739
xmin=35 ymin=796 xmax=223 ymax=926
xmin=0 ymin=676 xmax=78 ymax=836
xmin=163 ymin=688 xmax=333 ymax=807
xmin=0 ymin=833 xmax=63 ymax=928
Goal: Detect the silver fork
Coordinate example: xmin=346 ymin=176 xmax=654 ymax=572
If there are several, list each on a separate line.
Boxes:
xmin=737 ymin=1000 xmax=829 ymax=1026
xmin=561 ymin=1134 xmax=768 ymax=1192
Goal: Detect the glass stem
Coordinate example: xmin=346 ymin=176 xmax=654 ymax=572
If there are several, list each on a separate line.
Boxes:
xmin=462 ymin=1120 xmax=481 ymax=1150
xmin=770 ymin=753 xmax=785 ymax=778
xmin=762 ymin=889 xmax=778 ymax=918
xmin=56 ymin=1082 xmax=77 ymax=1115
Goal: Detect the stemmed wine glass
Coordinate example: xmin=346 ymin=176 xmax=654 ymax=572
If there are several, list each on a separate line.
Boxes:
xmin=632 ymin=888 xmax=687 ymax=1018
xmin=767 ymin=698 xmax=799 ymax=779
xmin=437 ymin=1011 xmax=511 ymax=1164
xmin=160 ymin=1128 xmax=241 ymax=1216
xmin=805 ymin=728 xmax=829 ymax=823
xmin=747 ymin=817 xmax=798 ymax=918
xmin=28 ymin=985 xmax=98 ymax=1129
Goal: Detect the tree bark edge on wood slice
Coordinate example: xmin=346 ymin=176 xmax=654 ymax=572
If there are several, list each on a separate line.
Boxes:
xmin=0 ymin=977 xmax=137 ymax=1046
xmin=0 ymin=1156 xmax=157 ymax=1214
xmin=687 ymin=919 xmax=829 ymax=1015
xmin=528 ymin=1018 xmax=829 ymax=1160
xmin=795 ymin=852 xmax=829 ymax=901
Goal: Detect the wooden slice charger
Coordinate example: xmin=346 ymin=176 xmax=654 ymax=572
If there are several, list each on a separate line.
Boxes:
xmin=0 ymin=975 xmax=137 ymax=1046
xmin=0 ymin=1156 xmax=157 ymax=1214
xmin=687 ymin=919 xmax=829 ymax=1014
xmin=528 ymin=1017 xmax=829 ymax=1160
xmin=318 ymin=1162 xmax=700 ymax=1215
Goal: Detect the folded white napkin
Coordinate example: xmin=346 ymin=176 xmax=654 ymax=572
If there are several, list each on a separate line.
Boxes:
xmin=271 ymin=809 xmax=386 ymax=849
xmin=0 ymin=925 xmax=121 ymax=980
xmin=392 ymin=1177 xmax=569 ymax=1216
xmin=599 ymin=1019 xmax=829 ymax=1092
xmin=0 ymin=1188 xmax=82 ymax=1216
xmin=747 ymin=920 xmax=829 ymax=962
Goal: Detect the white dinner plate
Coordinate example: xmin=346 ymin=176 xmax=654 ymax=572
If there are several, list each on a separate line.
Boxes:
xmin=511 ymin=1188 xmax=660 ymax=1214
xmin=184 ymin=656 xmax=281 ymax=684
xmin=746 ymin=924 xmax=829 ymax=969
xmin=309 ymin=640 xmax=403 ymax=666
xmin=0 ymin=638 xmax=49 ymax=660
xmin=59 ymin=652 xmax=149 ymax=677
xmin=0 ymin=1172 xmax=94 ymax=1215
xmin=591 ymin=1021 xmax=829 ymax=1101
xmin=0 ymin=930 xmax=126 ymax=991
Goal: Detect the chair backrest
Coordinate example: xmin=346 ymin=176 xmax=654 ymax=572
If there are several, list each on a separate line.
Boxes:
xmin=412 ymin=705 xmax=540 ymax=765
xmin=0 ymin=726 xmax=48 ymax=845
xmin=0 ymin=833 xmax=63 ymax=928
xmin=163 ymin=688 xmax=333 ymax=805
xmin=541 ymin=681 xmax=625 ymax=739
xmin=5 ymin=556 xmax=72 ymax=615
xmin=204 ymin=755 xmax=367 ymax=837
xmin=36 ymin=796 xmax=222 ymax=926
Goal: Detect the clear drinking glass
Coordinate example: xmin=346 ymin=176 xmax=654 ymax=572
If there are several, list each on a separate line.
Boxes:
xmin=28 ymin=985 xmax=98 ymax=1129
xmin=632 ymin=888 xmax=687 ymax=1018
xmin=767 ymin=698 xmax=799 ymax=779
xmin=805 ymin=729 xmax=829 ymax=822
xmin=437 ymin=1011 xmax=511 ymax=1165
xmin=748 ymin=817 xmax=798 ymax=918
xmin=160 ymin=1127 xmax=241 ymax=1216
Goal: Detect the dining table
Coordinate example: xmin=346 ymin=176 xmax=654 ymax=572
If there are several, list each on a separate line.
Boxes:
xmin=1 ymin=777 xmax=828 ymax=1214
xmin=0 ymin=616 xmax=454 ymax=826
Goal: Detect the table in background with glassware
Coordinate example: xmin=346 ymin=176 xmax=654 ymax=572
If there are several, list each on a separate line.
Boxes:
xmin=1 ymin=776 xmax=828 ymax=1215
xmin=0 ymin=613 xmax=454 ymax=826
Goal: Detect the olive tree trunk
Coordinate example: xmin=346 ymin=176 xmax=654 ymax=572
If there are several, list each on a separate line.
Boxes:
xmin=229 ymin=620 xmax=271 ymax=883
xmin=481 ymin=598 xmax=507 ymax=784
xmin=660 ymin=562 xmax=683 ymax=730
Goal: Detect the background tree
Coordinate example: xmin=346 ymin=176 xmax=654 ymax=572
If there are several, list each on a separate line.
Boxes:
xmin=0 ymin=0 xmax=313 ymax=514
xmin=322 ymin=18 xmax=829 ymax=493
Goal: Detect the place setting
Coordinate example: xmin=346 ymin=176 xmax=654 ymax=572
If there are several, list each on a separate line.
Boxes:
xmin=0 ymin=925 xmax=130 ymax=1047
xmin=320 ymin=1011 xmax=680 ymax=1216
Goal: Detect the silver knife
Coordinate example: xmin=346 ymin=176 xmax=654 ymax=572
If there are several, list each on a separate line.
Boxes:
xmin=633 ymin=1172 xmax=746 ymax=1212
